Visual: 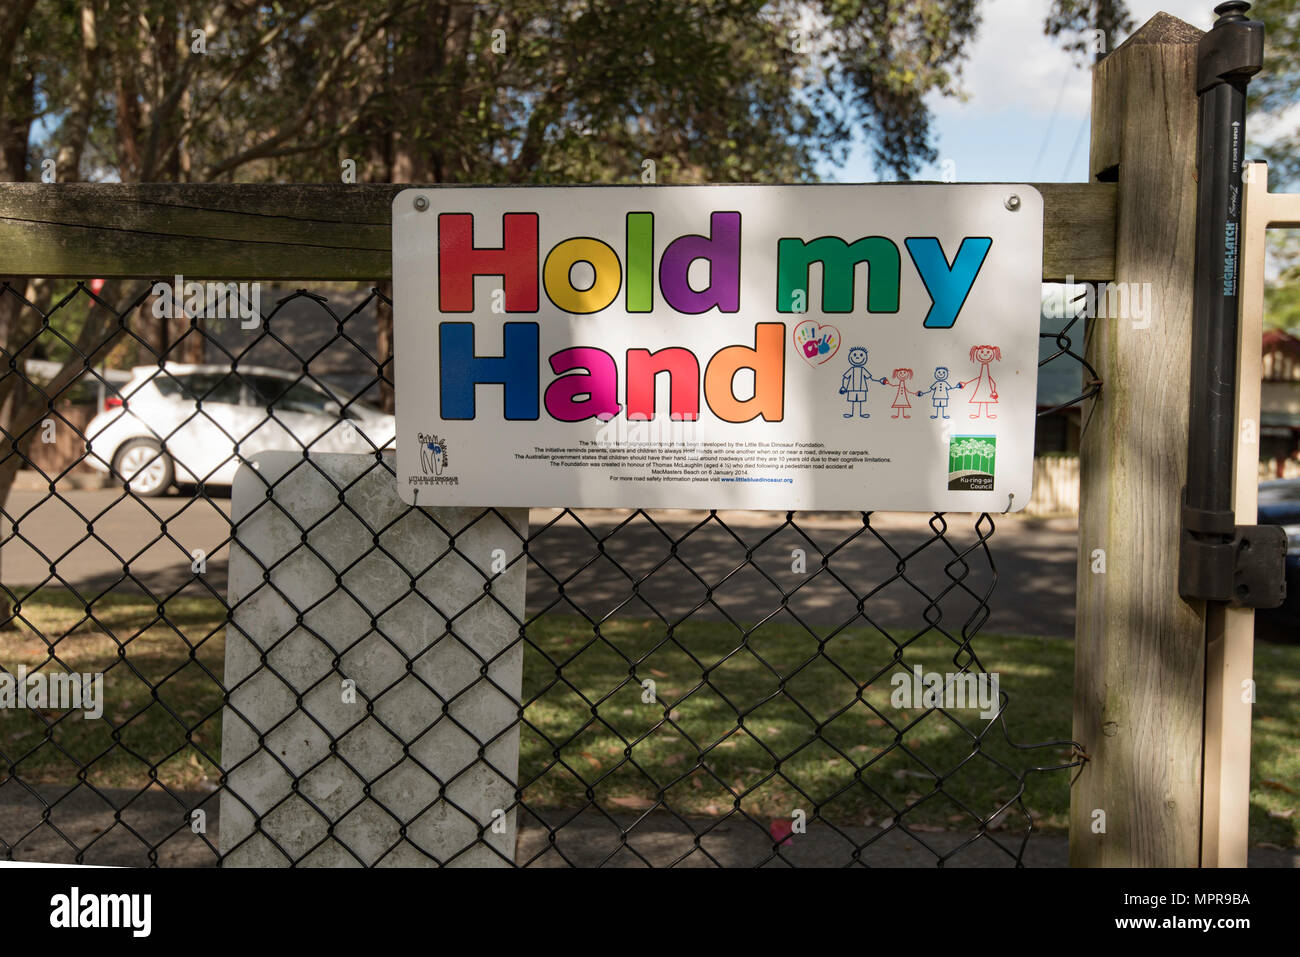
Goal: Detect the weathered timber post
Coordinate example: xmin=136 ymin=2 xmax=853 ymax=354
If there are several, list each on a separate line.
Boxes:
xmin=1072 ymin=13 xmax=1206 ymax=867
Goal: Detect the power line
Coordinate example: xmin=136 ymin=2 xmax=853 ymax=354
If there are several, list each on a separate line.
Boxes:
xmin=1031 ymin=67 xmax=1071 ymax=180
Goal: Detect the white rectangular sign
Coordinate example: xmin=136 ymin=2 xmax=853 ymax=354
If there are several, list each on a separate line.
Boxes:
xmin=393 ymin=185 xmax=1042 ymax=511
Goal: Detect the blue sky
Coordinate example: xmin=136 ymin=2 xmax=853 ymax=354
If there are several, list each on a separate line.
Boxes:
xmin=820 ymin=0 xmax=1218 ymax=184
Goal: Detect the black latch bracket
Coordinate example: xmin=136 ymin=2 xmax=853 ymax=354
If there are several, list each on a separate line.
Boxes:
xmin=1196 ymin=4 xmax=1264 ymax=94
xmin=1178 ymin=487 xmax=1287 ymax=607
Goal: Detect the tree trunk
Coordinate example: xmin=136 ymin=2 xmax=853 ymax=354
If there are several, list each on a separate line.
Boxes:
xmin=373 ymin=4 xmax=477 ymax=414
xmin=0 ymin=448 xmax=22 ymax=630
xmin=55 ymin=0 xmax=100 ymax=182
xmin=0 ymin=3 xmax=36 ymax=629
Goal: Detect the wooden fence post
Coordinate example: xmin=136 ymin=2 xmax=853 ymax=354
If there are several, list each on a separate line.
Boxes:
xmin=1071 ymin=13 xmax=1206 ymax=867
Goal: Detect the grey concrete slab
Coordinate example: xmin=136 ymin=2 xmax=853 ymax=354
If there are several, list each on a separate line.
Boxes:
xmin=217 ymin=452 xmax=527 ymax=866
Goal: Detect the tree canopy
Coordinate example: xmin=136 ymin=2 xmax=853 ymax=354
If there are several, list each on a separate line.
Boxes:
xmin=0 ymin=0 xmax=1120 ymax=187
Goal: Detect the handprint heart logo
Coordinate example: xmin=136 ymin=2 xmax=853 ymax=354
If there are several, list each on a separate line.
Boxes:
xmin=793 ymin=320 xmax=841 ymax=366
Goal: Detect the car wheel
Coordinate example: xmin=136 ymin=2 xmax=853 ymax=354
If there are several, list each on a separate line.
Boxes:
xmin=113 ymin=439 xmax=174 ymax=497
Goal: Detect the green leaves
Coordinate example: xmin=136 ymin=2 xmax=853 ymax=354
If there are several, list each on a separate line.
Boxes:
xmin=16 ymin=0 xmax=991 ymax=185
xmin=19 ymin=1 xmax=1114 ymax=186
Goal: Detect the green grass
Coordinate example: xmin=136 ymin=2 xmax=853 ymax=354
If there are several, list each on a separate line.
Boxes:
xmin=0 ymin=589 xmax=226 ymax=792
xmin=1 ymin=588 xmax=1296 ymax=846
xmin=519 ymin=615 xmax=1077 ymax=832
xmin=1250 ymin=642 xmax=1300 ymax=849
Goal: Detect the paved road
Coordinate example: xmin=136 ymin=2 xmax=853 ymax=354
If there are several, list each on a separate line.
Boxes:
xmin=3 ymin=787 xmax=1296 ymax=867
xmin=1 ymin=485 xmax=1080 ymax=638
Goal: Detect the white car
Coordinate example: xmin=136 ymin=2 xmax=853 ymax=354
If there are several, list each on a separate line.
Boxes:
xmin=85 ymin=364 xmax=396 ymax=496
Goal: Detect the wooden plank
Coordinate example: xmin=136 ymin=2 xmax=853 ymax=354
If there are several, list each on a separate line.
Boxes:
xmin=0 ymin=184 xmax=394 ymax=281
xmin=1071 ymin=12 xmax=1206 ymax=867
xmin=1204 ymin=161 xmax=1300 ymax=867
xmin=1042 ymin=182 xmax=1116 ymax=281
xmin=1201 ymin=162 xmax=1265 ymax=869
xmin=0 ymin=181 xmax=1115 ymax=281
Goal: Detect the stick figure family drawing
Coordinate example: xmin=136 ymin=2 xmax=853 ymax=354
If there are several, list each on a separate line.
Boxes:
xmin=839 ymin=345 xmax=1001 ymax=420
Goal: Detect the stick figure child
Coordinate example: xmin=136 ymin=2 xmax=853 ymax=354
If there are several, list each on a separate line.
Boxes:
xmin=883 ymin=368 xmax=914 ymax=419
xmin=915 ymin=365 xmax=961 ymax=419
xmin=960 ymin=344 xmax=1001 ymax=419
xmin=839 ymin=346 xmax=887 ymax=418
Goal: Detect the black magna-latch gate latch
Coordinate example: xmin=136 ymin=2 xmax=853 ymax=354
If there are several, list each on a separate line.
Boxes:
xmin=1178 ymin=488 xmax=1287 ymax=607
xmin=1177 ymin=5 xmax=1283 ymax=610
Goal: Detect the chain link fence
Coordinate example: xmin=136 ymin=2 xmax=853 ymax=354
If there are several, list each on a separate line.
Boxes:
xmin=0 ymin=279 xmax=1090 ymax=867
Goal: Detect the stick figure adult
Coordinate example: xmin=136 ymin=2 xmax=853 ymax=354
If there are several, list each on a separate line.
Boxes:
xmin=839 ymin=346 xmax=887 ymax=418
xmin=960 ymin=345 xmax=1001 ymax=420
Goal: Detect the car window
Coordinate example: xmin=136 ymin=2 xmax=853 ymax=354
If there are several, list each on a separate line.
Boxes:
xmin=167 ymin=372 xmax=242 ymax=404
xmin=248 ymin=375 xmax=334 ymax=415
xmin=1259 ymin=481 xmax=1300 ymax=502
xmin=149 ymin=375 xmax=181 ymax=399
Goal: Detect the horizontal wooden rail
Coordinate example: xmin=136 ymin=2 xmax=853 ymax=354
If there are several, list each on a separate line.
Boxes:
xmin=0 ymin=181 xmax=1115 ymax=282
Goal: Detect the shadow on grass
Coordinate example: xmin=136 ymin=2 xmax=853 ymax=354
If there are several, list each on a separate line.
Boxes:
xmin=4 ymin=588 xmax=1297 ymax=851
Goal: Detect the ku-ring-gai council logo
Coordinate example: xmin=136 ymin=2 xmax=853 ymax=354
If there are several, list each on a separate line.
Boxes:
xmin=948 ymin=435 xmax=996 ymax=491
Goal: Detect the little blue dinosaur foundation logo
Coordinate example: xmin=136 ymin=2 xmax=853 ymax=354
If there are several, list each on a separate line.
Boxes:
xmin=948 ymin=435 xmax=995 ymax=491
xmin=419 ymin=432 xmax=448 ymax=476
